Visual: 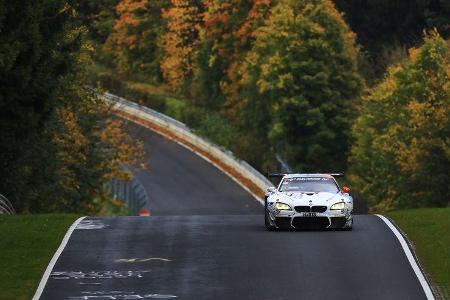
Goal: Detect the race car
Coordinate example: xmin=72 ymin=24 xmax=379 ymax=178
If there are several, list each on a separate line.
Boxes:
xmin=264 ymin=173 xmax=353 ymax=230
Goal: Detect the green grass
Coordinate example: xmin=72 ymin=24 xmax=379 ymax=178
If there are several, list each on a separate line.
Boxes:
xmin=386 ymin=207 xmax=450 ymax=298
xmin=164 ymin=96 xmax=187 ymax=120
xmin=0 ymin=214 xmax=81 ymax=300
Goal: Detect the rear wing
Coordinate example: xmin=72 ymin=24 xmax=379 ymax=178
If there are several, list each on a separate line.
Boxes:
xmin=268 ymin=173 xmax=286 ymax=178
xmin=267 ymin=173 xmax=344 ymax=178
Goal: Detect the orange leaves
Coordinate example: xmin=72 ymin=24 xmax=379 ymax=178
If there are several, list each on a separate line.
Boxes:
xmin=161 ymin=0 xmax=203 ymax=91
xmin=113 ymin=0 xmax=149 ymax=38
xmin=103 ymin=0 xmax=169 ymax=79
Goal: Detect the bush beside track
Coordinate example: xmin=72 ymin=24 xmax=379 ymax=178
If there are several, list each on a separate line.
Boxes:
xmin=387 ymin=208 xmax=450 ymax=299
xmin=0 ymin=214 xmax=80 ymax=300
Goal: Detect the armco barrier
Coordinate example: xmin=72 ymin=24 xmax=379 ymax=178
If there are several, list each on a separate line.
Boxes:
xmin=0 ymin=194 xmax=15 ymax=215
xmin=102 ymin=92 xmax=273 ymax=202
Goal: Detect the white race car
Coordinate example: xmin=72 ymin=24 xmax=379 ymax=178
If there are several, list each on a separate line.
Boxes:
xmin=264 ymin=173 xmax=353 ymax=230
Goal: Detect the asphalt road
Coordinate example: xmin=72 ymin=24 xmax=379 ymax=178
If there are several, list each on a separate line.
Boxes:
xmin=37 ymin=123 xmax=428 ymax=299
xmin=129 ymin=123 xmax=261 ymax=216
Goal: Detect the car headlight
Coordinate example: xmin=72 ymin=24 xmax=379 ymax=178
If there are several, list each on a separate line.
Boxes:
xmin=330 ymin=202 xmax=345 ymax=210
xmin=275 ymin=202 xmax=292 ymax=210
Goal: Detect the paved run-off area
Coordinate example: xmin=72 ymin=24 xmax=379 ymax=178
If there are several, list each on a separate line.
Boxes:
xmin=36 ymin=124 xmax=429 ymax=299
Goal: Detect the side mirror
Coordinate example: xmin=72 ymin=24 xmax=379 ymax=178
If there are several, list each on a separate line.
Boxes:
xmin=267 ymin=187 xmax=277 ymax=193
xmin=341 ymin=186 xmax=350 ymax=194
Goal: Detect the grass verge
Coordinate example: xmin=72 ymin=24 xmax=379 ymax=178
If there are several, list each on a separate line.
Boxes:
xmin=386 ymin=207 xmax=450 ymax=298
xmin=0 ymin=214 xmax=81 ymax=300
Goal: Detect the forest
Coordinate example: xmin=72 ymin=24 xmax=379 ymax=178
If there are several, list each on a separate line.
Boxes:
xmin=0 ymin=0 xmax=449 ymax=213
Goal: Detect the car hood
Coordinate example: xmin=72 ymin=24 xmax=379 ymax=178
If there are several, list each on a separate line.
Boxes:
xmin=276 ymin=191 xmax=343 ymax=206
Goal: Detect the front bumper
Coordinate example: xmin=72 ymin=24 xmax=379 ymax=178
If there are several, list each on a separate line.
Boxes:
xmin=267 ymin=209 xmax=353 ymax=229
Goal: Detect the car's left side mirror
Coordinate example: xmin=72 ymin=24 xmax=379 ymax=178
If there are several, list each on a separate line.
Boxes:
xmin=341 ymin=186 xmax=350 ymax=194
xmin=267 ymin=187 xmax=277 ymax=193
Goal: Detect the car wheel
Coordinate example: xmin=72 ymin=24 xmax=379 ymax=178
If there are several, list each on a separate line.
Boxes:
xmin=265 ymin=211 xmax=276 ymax=231
xmin=342 ymin=218 xmax=353 ymax=231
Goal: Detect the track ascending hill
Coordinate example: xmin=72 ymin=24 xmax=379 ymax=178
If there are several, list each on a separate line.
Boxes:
xmin=34 ymin=122 xmax=432 ymax=300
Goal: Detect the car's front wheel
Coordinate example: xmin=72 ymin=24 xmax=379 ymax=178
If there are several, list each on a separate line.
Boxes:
xmin=265 ymin=211 xmax=276 ymax=231
xmin=342 ymin=218 xmax=353 ymax=231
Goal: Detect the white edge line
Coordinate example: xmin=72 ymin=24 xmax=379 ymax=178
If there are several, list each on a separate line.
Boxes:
xmin=32 ymin=216 xmax=86 ymax=300
xmin=375 ymin=214 xmax=435 ymax=300
xmin=118 ymin=113 xmax=266 ymax=205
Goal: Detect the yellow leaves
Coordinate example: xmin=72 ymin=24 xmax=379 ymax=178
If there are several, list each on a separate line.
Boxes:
xmin=53 ymin=107 xmax=90 ymax=193
xmin=409 ymin=47 xmax=420 ymax=62
xmin=52 ymin=99 xmax=146 ymax=210
xmin=350 ymin=32 xmax=450 ymax=210
xmin=54 ymin=108 xmax=89 ymax=162
xmin=161 ymin=0 xmax=203 ymax=91
xmin=256 ymin=79 xmax=268 ymax=93
xmin=60 ymin=2 xmax=76 ymax=17
xmin=99 ymin=116 xmax=146 ymax=180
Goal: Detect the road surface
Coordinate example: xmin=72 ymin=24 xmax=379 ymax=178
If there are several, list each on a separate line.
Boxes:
xmin=37 ymin=123 xmax=429 ymax=299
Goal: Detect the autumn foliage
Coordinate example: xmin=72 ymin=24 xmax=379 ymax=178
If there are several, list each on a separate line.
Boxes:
xmin=82 ymin=0 xmax=449 ymax=211
xmin=160 ymin=0 xmax=203 ymax=92
xmin=0 ymin=1 xmax=144 ymax=214
xmin=350 ymin=32 xmax=450 ymax=211
xmin=105 ymin=0 xmax=168 ymax=81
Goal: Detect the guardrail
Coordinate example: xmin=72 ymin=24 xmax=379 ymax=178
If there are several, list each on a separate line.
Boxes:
xmin=108 ymin=166 xmax=149 ymax=215
xmin=102 ymin=92 xmax=273 ymax=200
xmin=0 ymin=194 xmax=15 ymax=215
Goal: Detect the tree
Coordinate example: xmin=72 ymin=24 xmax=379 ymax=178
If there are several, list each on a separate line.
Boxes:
xmin=104 ymin=0 xmax=169 ymax=81
xmin=191 ymin=0 xmax=271 ymax=110
xmin=334 ymin=0 xmax=450 ymax=80
xmin=160 ymin=0 xmax=203 ymax=93
xmin=43 ymin=94 xmax=145 ymax=213
xmin=226 ymin=0 xmax=362 ymax=171
xmin=75 ymin=0 xmax=120 ymax=44
xmin=349 ymin=32 xmax=450 ymax=211
xmin=0 ymin=0 xmax=84 ymax=211
xmin=0 ymin=1 xmax=145 ymax=213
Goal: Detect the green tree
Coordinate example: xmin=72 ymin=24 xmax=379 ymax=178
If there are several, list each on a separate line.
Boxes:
xmin=228 ymin=0 xmax=362 ymax=171
xmin=349 ymin=32 xmax=450 ymax=211
xmin=0 ymin=0 xmax=84 ymax=211
xmin=0 ymin=1 xmax=145 ymax=213
xmin=75 ymin=0 xmax=120 ymax=44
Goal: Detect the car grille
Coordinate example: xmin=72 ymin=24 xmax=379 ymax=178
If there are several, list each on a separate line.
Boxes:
xmin=292 ymin=217 xmax=330 ymax=229
xmin=294 ymin=206 xmax=310 ymax=213
xmin=311 ymin=206 xmax=327 ymax=213
xmin=294 ymin=206 xmax=327 ymax=213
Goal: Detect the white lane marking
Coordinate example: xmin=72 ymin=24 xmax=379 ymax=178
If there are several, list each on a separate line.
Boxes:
xmin=32 ymin=216 xmax=86 ymax=300
xmin=50 ymin=270 xmax=150 ymax=279
xmin=375 ymin=214 xmax=435 ymax=300
xmin=76 ymin=219 xmax=108 ymax=230
xmin=115 ymin=257 xmax=172 ymax=263
xmin=69 ymin=291 xmax=178 ymax=299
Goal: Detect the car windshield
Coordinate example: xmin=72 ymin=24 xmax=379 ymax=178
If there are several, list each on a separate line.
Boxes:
xmin=279 ymin=177 xmax=339 ymax=193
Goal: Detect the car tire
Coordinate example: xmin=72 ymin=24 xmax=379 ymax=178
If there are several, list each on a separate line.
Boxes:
xmin=265 ymin=211 xmax=276 ymax=231
xmin=342 ymin=218 xmax=353 ymax=231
